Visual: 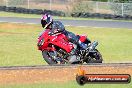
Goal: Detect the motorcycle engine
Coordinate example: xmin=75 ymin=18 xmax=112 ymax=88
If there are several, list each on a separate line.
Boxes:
xmin=67 ymin=55 xmax=80 ymax=64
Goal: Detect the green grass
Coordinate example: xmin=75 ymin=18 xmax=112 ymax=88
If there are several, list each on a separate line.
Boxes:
xmin=0 ymin=23 xmax=45 ymax=66
xmin=0 ymin=11 xmax=83 ymax=20
xmin=0 ymin=23 xmax=132 ymax=66
xmin=0 ymin=11 xmax=41 ymax=18
xmin=0 ymin=11 xmax=132 ymax=22
xmin=0 ymin=23 xmax=132 ymax=88
xmin=0 ymin=81 xmax=131 ymax=88
xmin=0 ymin=11 xmax=97 ymax=20
xmin=67 ymin=26 xmax=132 ymax=63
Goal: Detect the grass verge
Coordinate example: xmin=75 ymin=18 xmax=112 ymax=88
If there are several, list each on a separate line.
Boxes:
xmin=0 ymin=81 xmax=131 ymax=88
xmin=0 ymin=11 xmax=99 ymax=20
xmin=0 ymin=11 xmax=132 ymax=22
xmin=0 ymin=23 xmax=132 ymax=66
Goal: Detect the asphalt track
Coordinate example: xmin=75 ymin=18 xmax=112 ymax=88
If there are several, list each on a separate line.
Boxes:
xmin=0 ymin=17 xmax=132 ymax=29
xmin=0 ymin=63 xmax=132 ymax=70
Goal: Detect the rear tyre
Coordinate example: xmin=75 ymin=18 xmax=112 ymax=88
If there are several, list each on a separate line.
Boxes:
xmin=42 ymin=50 xmax=57 ymax=65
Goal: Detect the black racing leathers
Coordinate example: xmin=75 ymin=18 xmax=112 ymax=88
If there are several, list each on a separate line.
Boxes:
xmin=44 ymin=21 xmax=90 ymax=50
xmin=48 ymin=21 xmax=79 ymax=45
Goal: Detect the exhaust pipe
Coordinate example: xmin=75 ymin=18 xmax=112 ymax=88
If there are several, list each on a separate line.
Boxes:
xmin=89 ymin=41 xmax=98 ymax=51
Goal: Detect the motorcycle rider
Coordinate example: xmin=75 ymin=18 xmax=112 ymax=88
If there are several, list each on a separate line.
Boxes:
xmin=41 ymin=14 xmax=91 ymax=63
xmin=41 ymin=14 xmax=89 ymax=50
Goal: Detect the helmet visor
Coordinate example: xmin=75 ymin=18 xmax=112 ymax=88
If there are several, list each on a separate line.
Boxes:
xmin=41 ymin=20 xmax=47 ymax=28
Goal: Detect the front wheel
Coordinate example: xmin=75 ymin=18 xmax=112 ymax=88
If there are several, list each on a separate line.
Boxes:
xmin=42 ymin=50 xmax=57 ymax=65
xmin=86 ymin=49 xmax=103 ymax=63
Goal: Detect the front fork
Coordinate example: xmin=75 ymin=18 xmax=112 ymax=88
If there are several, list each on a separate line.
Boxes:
xmin=49 ymin=45 xmax=63 ymax=62
xmin=83 ymin=41 xmax=98 ymax=59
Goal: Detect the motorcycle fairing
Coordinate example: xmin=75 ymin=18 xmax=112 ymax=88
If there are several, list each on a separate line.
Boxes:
xmin=38 ymin=29 xmax=74 ymax=53
xmin=79 ymin=35 xmax=87 ymax=42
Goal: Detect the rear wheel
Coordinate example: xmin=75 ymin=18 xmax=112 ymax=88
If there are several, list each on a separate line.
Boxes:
xmin=86 ymin=49 xmax=103 ymax=63
xmin=42 ymin=50 xmax=57 ymax=65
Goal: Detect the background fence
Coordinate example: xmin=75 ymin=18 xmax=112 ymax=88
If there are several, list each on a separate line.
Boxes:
xmin=0 ymin=0 xmax=132 ymax=16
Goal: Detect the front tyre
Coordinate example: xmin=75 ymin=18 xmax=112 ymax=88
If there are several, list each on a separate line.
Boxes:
xmin=42 ymin=50 xmax=57 ymax=65
xmin=87 ymin=49 xmax=103 ymax=63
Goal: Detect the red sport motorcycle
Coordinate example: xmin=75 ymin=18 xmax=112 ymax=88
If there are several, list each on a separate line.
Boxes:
xmin=37 ymin=29 xmax=103 ymax=65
